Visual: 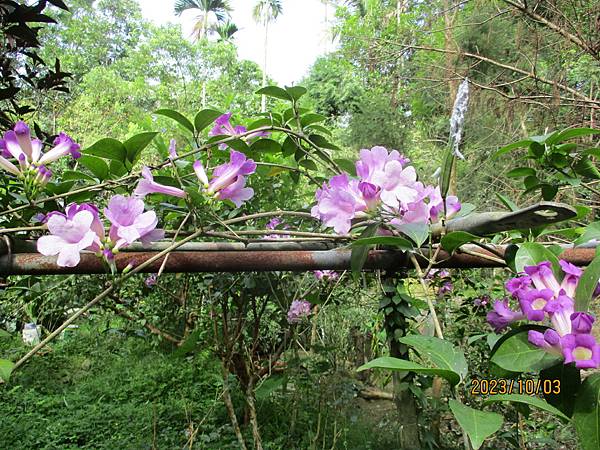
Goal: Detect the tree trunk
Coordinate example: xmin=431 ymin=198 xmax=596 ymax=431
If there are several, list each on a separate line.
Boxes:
xmin=261 ymin=20 xmax=269 ymax=112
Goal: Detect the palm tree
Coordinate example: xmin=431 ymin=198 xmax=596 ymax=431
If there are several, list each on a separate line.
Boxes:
xmin=174 ymin=0 xmax=232 ymax=41
xmin=212 ymin=21 xmax=238 ymax=43
xmin=174 ymin=0 xmax=232 ymax=107
xmin=252 ymin=0 xmax=283 ymax=112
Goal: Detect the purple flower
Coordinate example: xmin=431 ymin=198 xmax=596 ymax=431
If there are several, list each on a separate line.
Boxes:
xmin=134 ymin=166 xmax=186 ymax=199
xmin=545 ymin=293 xmax=575 ymax=336
xmin=571 ymin=312 xmax=595 ymax=335
xmin=193 ymin=160 xmax=209 ymax=188
xmin=0 ymin=122 xmax=79 ymax=177
xmin=486 ymin=299 xmax=526 ymax=332
xmin=104 ymin=195 xmax=163 ymax=250
xmin=145 ymin=274 xmax=158 ymax=288
xmin=473 ymin=295 xmax=489 ymax=307
xmin=311 ymin=173 xmax=369 ymax=234
xmin=505 ymin=275 xmax=532 ymax=299
xmin=266 ymin=218 xmax=282 ymax=230
xmin=524 ymin=262 xmax=561 ymax=295
xmin=287 ymin=299 xmax=312 ymax=324
xmin=558 ymin=260 xmax=582 ymax=298
xmin=519 ymin=288 xmax=553 ymax=321
xmin=427 ymin=186 xmax=461 ymax=222
xmin=437 ymin=281 xmax=453 ymax=296
xmin=528 ymin=329 xmax=562 ymax=356
xmin=314 ymin=270 xmax=339 ymax=281
xmin=562 ymin=333 xmax=600 ymax=369
xmin=209 ymin=113 xmax=269 ymax=149
xmin=37 ymin=132 xmax=81 ymax=164
xmin=37 ymin=209 xmax=101 ymax=267
xmin=168 ymin=139 xmax=178 ymax=159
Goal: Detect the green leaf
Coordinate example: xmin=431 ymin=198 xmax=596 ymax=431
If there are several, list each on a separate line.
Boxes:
xmin=483 ymin=394 xmax=569 ymax=421
xmin=495 ymin=139 xmax=534 ymax=157
xmin=441 ymin=231 xmax=480 ymax=254
xmin=573 ymin=157 xmax=600 ymax=180
xmin=575 ymin=222 xmax=600 ymax=246
xmin=225 ymin=138 xmax=250 ymax=153
xmin=490 ymin=331 xmax=562 ymax=372
xmin=249 ymin=138 xmax=281 ymax=154
xmin=256 ymin=86 xmax=293 ymax=101
xmin=77 ymin=155 xmax=109 ymax=180
xmin=351 ymin=236 xmax=413 ymax=251
xmin=333 ymin=158 xmax=357 ymax=176
xmin=504 ymin=243 xmax=519 ymax=272
xmin=299 ymin=159 xmax=318 ymax=171
xmin=574 ymin=247 xmax=600 ymax=311
xmin=194 ymin=109 xmax=222 ymax=133
xmin=506 ymin=167 xmax=536 ymax=178
xmin=247 ymin=117 xmax=273 ymax=131
xmin=285 ymin=86 xmax=307 ymax=101
xmin=529 ymin=142 xmax=545 ymax=159
xmin=540 ymin=362 xmax=580 ymax=417
xmin=109 ymin=160 xmax=128 ymax=177
xmin=394 ymin=222 xmax=429 ymax=247
xmin=552 ymin=127 xmax=600 ymax=143
xmin=61 ymin=170 xmax=97 ymax=183
xmin=583 ymin=148 xmax=600 ymax=158
xmin=124 ymin=132 xmax=158 ymax=164
xmin=399 ymin=335 xmax=468 ymax=384
xmin=0 ymin=358 xmax=14 ymax=382
xmin=154 ymin=109 xmax=194 ymax=134
xmin=255 ymin=374 xmax=285 ymax=400
xmin=281 ymin=136 xmax=298 ymax=157
xmin=440 ymin=145 xmax=454 ymax=198
xmin=308 ymin=134 xmax=339 ymax=150
xmin=357 ymin=356 xmax=460 ymax=386
xmin=514 ymin=242 xmax=562 ymax=280
xmin=300 ymin=113 xmax=327 ymax=127
xmin=350 ymin=223 xmax=378 ymax=273
xmin=541 ymin=184 xmax=558 ymax=201
xmin=173 ymin=329 xmax=202 ymax=357
xmin=448 ymin=399 xmax=503 ymax=450
xmin=495 ymin=193 xmax=518 ymax=211
xmin=83 ymin=138 xmax=127 ymax=162
xmin=573 ymin=373 xmax=600 ymax=450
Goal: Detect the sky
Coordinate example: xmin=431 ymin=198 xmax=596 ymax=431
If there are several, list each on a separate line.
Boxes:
xmin=138 ymin=0 xmax=336 ymax=86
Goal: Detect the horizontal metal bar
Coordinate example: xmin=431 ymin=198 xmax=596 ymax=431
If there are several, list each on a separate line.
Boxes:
xmin=0 ymin=247 xmax=595 ymax=275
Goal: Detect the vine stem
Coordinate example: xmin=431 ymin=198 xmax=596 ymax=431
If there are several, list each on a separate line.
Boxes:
xmin=12 ymin=223 xmax=211 ymax=371
xmin=409 ymin=253 xmax=444 ymax=339
xmin=0 ymin=224 xmax=46 ymax=234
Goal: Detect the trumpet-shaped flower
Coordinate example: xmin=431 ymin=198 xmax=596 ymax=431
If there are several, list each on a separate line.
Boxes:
xmin=311 ymin=174 xmax=367 ymax=234
xmin=0 ymin=122 xmax=80 ymax=187
xmin=486 ymin=299 xmax=526 ymax=331
xmin=209 ymin=113 xmax=269 ymax=149
xmin=562 ymin=333 xmax=600 ymax=369
xmin=287 ymin=299 xmax=312 ymax=324
xmin=492 ymin=259 xmax=600 ymax=369
xmin=37 ymin=209 xmax=100 ymax=267
xmin=524 ymin=261 xmax=561 ymax=295
xmin=519 ymin=288 xmax=553 ymax=321
xmin=104 ymin=195 xmax=163 ymax=249
xmin=134 ymin=166 xmax=186 ymax=198
xmin=193 ymin=150 xmax=256 ymax=207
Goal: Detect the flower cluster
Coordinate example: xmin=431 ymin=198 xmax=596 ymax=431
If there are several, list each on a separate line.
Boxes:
xmin=0 ymin=121 xmax=80 ymax=196
xmin=314 ymin=270 xmax=339 ymax=282
xmin=488 ymin=260 xmax=600 ymax=369
xmin=37 ymin=195 xmax=163 ymax=268
xmin=209 ymin=112 xmax=269 ymax=150
xmin=193 ymin=150 xmax=256 ymax=207
xmin=287 ymin=299 xmax=312 ymax=324
xmin=311 ymin=146 xmax=461 ymax=234
xmin=265 ymin=217 xmax=289 ymax=239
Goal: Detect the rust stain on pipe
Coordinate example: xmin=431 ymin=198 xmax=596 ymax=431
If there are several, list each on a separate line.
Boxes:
xmin=0 ymin=247 xmax=596 ymax=275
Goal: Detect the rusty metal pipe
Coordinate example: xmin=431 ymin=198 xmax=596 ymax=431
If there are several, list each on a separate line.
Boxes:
xmin=0 ymin=247 xmax=596 ymax=276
